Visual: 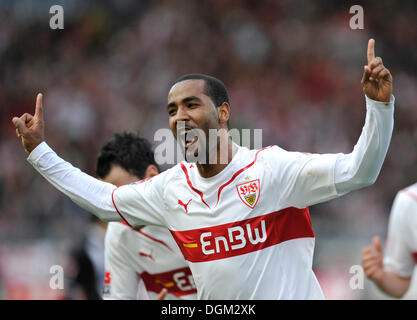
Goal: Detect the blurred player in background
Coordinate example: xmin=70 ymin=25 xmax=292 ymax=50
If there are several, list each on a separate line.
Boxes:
xmin=362 ymin=183 xmax=417 ymax=298
xmin=13 ymin=39 xmax=394 ymax=299
xmin=96 ymin=132 xmax=196 ymax=300
xmin=64 ymin=216 xmax=106 ymax=300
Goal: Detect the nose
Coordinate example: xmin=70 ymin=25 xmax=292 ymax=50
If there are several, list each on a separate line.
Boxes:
xmin=174 ymin=106 xmax=190 ymax=127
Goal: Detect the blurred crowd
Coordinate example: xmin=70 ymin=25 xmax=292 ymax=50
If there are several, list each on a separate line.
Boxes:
xmin=0 ymin=0 xmax=416 ymax=299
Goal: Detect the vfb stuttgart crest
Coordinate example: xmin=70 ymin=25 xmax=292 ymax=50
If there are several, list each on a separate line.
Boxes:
xmin=236 ymin=179 xmax=260 ymax=209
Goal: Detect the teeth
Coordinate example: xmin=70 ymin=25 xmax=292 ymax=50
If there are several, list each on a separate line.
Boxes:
xmin=185 ymin=136 xmax=197 ymax=147
xmin=179 ymin=129 xmax=191 ymax=136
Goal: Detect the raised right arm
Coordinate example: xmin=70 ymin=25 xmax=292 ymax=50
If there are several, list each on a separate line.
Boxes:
xmin=27 ymin=141 xmax=120 ymax=222
xmin=13 ymin=93 xmax=165 ymax=227
xmin=12 ymin=93 xmax=117 ymax=220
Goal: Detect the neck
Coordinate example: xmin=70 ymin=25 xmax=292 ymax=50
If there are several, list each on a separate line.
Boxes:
xmin=196 ymin=137 xmax=237 ymax=178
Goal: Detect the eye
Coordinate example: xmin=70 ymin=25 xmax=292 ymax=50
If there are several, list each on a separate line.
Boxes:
xmin=187 ymin=103 xmax=198 ymax=108
xmin=168 ymin=108 xmax=177 ymax=116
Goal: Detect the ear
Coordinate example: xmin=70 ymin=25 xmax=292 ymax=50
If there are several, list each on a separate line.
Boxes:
xmin=145 ymin=164 xmax=159 ymax=178
xmin=217 ymin=102 xmax=230 ymax=127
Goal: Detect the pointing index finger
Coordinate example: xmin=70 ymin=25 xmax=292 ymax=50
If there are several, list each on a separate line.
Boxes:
xmin=34 ymin=93 xmax=43 ymax=120
xmin=367 ymin=38 xmax=375 ymax=65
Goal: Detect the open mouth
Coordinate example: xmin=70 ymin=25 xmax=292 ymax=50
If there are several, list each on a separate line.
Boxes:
xmin=179 ymin=127 xmax=199 ymax=150
xmin=185 ymin=135 xmax=198 ymax=149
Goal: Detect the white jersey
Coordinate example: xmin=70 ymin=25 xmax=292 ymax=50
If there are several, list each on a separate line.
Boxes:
xmin=103 ymin=222 xmax=197 ymax=300
xmin=113 ymin=145 xmax=333 ymax=299
xmin=384 ymin=183 xmax=417 ymax=278
xmin=27 ymin=95 xmax=394 ymax=299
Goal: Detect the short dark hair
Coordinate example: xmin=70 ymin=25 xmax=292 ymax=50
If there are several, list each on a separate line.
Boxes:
xmin=173 ymin=74 xmax=230 ymax=108
xmin=96 ymin=132 xmax=159 ymax=179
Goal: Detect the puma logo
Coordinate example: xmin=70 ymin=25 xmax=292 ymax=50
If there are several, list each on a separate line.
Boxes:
xmin=139 ymin=252 xmax=154 ymax=261
xmin=178 ymin=199 xmax=192 ymax=214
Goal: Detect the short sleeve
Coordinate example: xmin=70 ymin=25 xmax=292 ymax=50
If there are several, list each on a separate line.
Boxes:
xmin=384 ymin=191 xmax=415 ymax=278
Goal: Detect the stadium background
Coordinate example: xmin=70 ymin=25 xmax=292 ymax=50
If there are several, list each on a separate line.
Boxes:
xmin=0 ymin=0 xmax=416 ymax=299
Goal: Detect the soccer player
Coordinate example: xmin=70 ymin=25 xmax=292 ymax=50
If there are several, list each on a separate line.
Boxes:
xmin=96 ymin=132 xmax=197 ymax=300
xmin=13 ymin=39 xmax=394 ymax=299
xmin=361 ymin=183 xmax=417 ymax=298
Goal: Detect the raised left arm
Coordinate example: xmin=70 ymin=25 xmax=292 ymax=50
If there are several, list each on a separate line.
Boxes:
xmin=334 ymin=38 xmax=394 ymax=194
xmin=284 ymin=39 xmax=394 ymax=208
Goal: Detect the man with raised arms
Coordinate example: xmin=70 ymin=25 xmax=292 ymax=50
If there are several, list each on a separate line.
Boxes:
xmin=13 ymin=39 xmax=394 ymax=299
